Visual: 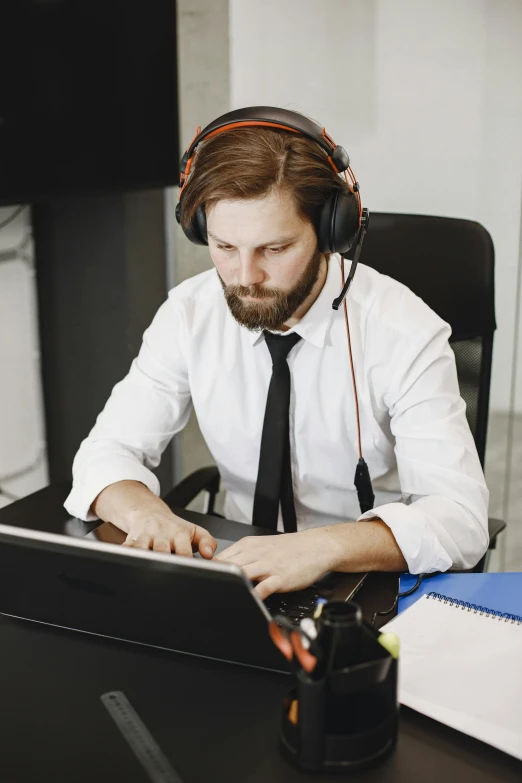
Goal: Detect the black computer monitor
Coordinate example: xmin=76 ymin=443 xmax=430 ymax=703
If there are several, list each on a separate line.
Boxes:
xmin=0 ymin=0 xmax=179 ymax=206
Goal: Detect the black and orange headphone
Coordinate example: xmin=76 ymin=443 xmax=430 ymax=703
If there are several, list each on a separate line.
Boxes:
xmin=176 ymin=107 xmax=374 ymax=513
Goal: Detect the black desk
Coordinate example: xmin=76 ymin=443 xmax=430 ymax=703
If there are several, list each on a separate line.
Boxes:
xmin=0 ymin=483 xmax=521 ymax=782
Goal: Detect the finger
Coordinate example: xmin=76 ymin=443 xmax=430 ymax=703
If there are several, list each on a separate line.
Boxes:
xmin=197 ymin=540 xmax=215 ymax=559
xmin=216 ymin=534 xmax=260 ymax=560
xmin=254 ymin=575 xmax=282 ymax=601
xmin=216 ymin=551 xmax=258 ymax=568
xmin=214 ymin=543 xmax=242 ymax=562
xmin=241 ymin=561 xmax=271 ymax=582
xmin=123 ymin=533 xmax=152 ymax=550
xmin=172 ymin=532 xmax=193 ymax=558
xmin=152 ymin=538 xmax=171 ymax=554
xmin=193 ymin=527 xmax=218 ymax=559
xmin=215 ymin=534 xmax=262 ymax=561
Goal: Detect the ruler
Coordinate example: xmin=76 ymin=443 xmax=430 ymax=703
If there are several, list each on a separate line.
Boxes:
xmin=101 ymin=691 xmax=185 ymax=783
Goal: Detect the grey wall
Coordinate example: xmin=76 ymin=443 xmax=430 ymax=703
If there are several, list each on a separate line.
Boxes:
xmin=32 ymin=190 xmax=173 ymax=488
xmin=0 ymin=206 xmax=48 ymax=508
xmin=174 ymin=0 xmax=230 ymax=479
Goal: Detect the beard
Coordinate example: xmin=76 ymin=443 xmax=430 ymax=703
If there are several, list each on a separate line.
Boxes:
xmin=218 ymin=247 xmax=322 ymax=332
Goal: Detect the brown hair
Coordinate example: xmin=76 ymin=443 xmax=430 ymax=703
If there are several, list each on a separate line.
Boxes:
xmin=179 ymin=127 xmax=345 ymax=235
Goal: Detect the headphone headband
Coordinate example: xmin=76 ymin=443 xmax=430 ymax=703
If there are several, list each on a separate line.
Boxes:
xmin=176 ymin=105 xmax=365 ymax=257
xmin=179 ymin=106 xmax=351 ymax=190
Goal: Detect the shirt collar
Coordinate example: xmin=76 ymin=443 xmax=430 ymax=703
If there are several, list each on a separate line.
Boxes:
xmin=245 ymin=255 xmax=343 ymax=347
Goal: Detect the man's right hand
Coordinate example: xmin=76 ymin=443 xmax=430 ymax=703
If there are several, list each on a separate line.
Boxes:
xmin=91 ymin=480 xmax=217 ymax=558
xmin=122 ymin=511 xmax=217 ymax=557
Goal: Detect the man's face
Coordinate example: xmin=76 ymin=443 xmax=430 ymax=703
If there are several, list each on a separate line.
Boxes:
xmin=206 ymin=190 xmax=324 ymax=331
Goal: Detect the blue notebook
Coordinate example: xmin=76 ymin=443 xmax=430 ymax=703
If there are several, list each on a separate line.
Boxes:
xmin=398 ymin=572 xmax=522 ymax=615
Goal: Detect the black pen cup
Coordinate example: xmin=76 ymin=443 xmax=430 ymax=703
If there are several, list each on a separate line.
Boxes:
xmin=279 ymin=601 xmax=398 ymax=773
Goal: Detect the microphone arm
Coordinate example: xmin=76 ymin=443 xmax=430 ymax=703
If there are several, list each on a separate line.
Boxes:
xmin=332 ymin=208 xmax=370 ymax=311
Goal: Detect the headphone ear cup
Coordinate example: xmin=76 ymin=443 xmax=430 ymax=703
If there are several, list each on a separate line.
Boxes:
xmin=176 ymin=200 xmax=209 ymax=246
xmin=317 ymin=187 xmax=360 ymax=255
xmin=192 ymin=205 xmax=208 ymax=245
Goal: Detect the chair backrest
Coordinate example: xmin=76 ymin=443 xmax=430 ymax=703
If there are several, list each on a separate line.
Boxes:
xmin=356 ymin=213 xmax=496 ymax=466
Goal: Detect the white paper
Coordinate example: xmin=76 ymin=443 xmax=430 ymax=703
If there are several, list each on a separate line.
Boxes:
xmin=382 ymin=594 xmax=522 ymax=760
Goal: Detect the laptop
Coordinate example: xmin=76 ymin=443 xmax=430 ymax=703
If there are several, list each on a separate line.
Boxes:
xmin=0 ymin=521 xmax=367 ymax=673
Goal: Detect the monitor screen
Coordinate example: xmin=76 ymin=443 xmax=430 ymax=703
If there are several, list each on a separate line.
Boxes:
xmin=0 ymin=0 xmax=179 ymax=205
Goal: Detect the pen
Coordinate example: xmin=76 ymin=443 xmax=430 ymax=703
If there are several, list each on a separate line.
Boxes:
xmin=313 ymin=597 xmax=328 ymax=619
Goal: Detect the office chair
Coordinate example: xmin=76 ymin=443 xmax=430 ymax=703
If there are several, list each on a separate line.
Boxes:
xmin=162 ymin=213 xmax=505 ymax=573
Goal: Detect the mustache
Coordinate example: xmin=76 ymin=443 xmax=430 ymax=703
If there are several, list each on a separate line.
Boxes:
xmin=224 ymin=283 xmax=278 ymax=300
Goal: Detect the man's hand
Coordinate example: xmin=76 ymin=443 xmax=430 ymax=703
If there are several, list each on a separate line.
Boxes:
xmin=214 ymin=520 xmax=408 ymax=599
xmin=215 ymin=528 xmax=339 ymax=599
xmin=91 ymin=480 xmax=217 ymax=558
xmin=122 ymin=510 xmax=217 ymax=557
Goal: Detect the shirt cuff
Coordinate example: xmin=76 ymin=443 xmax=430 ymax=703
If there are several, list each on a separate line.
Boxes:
xmin=64 ymin=464 xmax=161 ymax=522
xmin=357 ymin=502 xmax=453 ymax=574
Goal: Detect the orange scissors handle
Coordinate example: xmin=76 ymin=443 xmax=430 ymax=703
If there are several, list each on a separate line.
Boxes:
xmin=268 ymin=619 xmax=318 ymax=673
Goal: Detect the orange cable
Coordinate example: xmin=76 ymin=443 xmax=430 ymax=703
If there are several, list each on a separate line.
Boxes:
xmin=341 ymin=258 xmax=363 ymax=458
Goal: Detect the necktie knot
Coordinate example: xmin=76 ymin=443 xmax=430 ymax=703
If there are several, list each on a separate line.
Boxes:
xmin=263 ymin=331 xmax=302 ymax=367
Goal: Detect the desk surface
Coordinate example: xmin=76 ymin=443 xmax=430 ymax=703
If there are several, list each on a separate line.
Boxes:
xmin=0 ymin=481 xmax=521 ymax=782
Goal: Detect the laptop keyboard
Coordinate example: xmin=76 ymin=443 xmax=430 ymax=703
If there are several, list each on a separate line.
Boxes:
xmin=264 ymin=585 xmax=331 ymax=626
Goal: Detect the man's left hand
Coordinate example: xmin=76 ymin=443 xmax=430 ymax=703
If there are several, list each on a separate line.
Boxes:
xmin=214 ymin=529 xmax=340 ymax=600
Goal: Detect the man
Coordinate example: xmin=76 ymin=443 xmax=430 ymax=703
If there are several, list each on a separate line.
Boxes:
xmin=65 ymin=109 xmax=489 ymax=599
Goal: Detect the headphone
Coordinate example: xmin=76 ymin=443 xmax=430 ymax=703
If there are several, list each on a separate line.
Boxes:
xmin=176 ymin=106 xmax=367 ymax=253
xmin=176 ymin=106 xmax=374 ymax=514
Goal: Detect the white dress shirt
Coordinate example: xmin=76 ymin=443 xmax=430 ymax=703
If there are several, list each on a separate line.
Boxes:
xmin=64 ymin=256 xmax=489 ymax=573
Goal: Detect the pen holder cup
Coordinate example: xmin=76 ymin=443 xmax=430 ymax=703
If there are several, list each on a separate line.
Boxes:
xmin=279 ymin=601 xmax=398 ymax=773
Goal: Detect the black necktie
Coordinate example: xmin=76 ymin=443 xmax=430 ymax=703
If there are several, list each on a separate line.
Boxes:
xmin=252 ymin=331 xmax=302 ymax=532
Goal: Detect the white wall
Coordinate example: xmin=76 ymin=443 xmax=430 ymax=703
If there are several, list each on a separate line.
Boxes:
xmin=0 ymin=206 xmax=48 ymax=508
xmin=230 ymin=0 xmax=522 ymax=412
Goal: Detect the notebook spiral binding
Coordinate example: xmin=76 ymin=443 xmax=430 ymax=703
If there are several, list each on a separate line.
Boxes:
xmin=427 ymin=592 xmax=522 ymax=625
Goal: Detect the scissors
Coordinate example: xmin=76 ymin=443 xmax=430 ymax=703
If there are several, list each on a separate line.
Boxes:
xmin=268 ymin=615 xmax=321 ymax=674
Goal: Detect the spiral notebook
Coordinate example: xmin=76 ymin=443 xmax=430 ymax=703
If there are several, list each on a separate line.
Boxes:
xmin=382 ymin=592 xmax=522 ymax=760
